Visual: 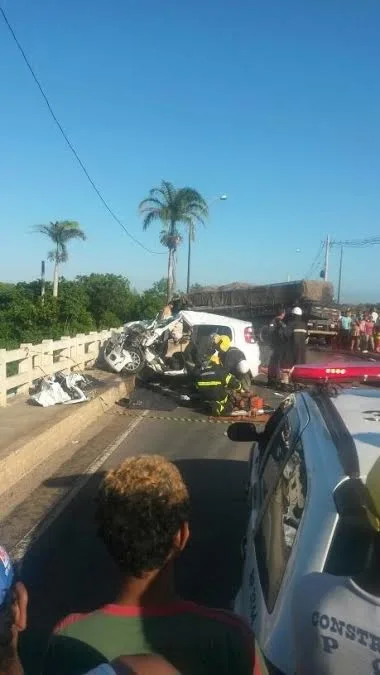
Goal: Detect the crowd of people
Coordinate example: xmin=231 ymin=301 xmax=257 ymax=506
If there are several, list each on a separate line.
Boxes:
xmin=1 ymin=453 xmax=380 ymax=674
xmin=338 ymin=307 xmax=380 ymax=353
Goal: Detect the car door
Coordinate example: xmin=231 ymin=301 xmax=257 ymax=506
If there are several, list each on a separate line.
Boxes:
xmin=238 ymin=398 xmax=309 ymax=655
xmin=254 ymin=402 xmax=310 ymax=671
xmin=236 ymin=403 xmax=289 ymax=625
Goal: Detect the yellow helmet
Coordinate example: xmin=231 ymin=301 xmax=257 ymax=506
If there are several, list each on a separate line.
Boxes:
xmin=214 ymin=334 xmax=231 ymax=352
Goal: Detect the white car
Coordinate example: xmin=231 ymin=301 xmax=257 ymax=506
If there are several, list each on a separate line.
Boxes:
xmin=228 ymin=362 xmax=380 ymax=675
xmin=180 ymin=310 xmax=261 ymax=377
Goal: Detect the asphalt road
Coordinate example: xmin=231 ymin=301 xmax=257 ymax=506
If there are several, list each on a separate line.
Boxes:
xmin=1 ymin=403 xmax=255 ymax=672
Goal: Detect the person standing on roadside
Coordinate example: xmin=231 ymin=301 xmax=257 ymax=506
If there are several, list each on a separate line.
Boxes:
xmin=350 ymin=317 xmax=361 ymax=351
xmin=339 ymin=310 xmax=352 ymax=350
xmin=364 ymin=314 xmax=375 ymax=353
xmin=267 ymin=307 xmax=288 ymax=388
xmin=370 ymin=306 xmax=379 ymax=324
xmin=285 ymin=307 xmax=308 ymax=367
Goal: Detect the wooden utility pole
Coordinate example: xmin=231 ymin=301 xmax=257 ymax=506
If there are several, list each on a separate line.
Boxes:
xmin=323 ymin=234 xmax=330 ymax=280
xmin=337 ymin=246 xmax=344 ymax=304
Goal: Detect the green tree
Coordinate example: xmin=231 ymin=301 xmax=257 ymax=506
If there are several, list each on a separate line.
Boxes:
xmin=139 ymin=181 xmax=208 ymax=300
xmin=135 ymin=277 xmax=168 ymax=319
xmin=35 ymin=221 xmax=86 ymax=297
xmin=76 ymin=274 xmax=137 ymax=327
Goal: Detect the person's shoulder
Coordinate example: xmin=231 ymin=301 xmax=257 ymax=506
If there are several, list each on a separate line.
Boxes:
xmin=54 ymin=609 xmax=104 ymax=635
xmin=184 ymin=602 xmax=254 ymax=643
xmin=293 ymin=572 xmax=349 ymax=606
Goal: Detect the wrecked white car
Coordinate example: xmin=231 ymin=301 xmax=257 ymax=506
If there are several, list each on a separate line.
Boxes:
xmin=103 ymin=310 xmax=261 ymax=379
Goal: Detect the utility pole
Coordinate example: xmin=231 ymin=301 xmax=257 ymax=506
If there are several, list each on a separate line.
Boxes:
xmin=337 ymin=245 xmax=343 ymax=304
xmin=324 ymin=234 xmax=330 ymax=280
xmin=41 ymin=260 xmax=46 ymax=304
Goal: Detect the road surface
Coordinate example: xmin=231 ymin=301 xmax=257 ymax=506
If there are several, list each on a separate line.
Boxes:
xmin=0 ymin=347 xmax=371 ymax=671
xmin=1 ymin=400 xmax=255 ymax=672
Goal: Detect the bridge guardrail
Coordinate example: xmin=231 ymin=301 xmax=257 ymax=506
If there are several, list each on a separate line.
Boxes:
xmin=0 ymin=328 xmax=122 ymax=406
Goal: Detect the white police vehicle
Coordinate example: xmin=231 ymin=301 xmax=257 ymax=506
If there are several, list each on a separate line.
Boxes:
xmin=228 ymin=363 xmax=380 ymax=675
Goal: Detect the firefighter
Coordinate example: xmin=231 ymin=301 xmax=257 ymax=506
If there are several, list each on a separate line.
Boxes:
xmin=267 ymin=307 xmax=288 ymax=387
xmin=211 ymin=335 xmax=252 ymax=391
xmin=286 ymin=306 xmax=308 ymax=366
xmin=194 ymin=362 xmax=242 ymax=416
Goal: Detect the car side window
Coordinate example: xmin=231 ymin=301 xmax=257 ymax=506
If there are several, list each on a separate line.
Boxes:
xmin=258 ymin=404 xmax=300 ymax=508
xmin=254 ymin=433 xmax=307 ymax=613
xmin=195 ymin=325 xmax=232 ymax=340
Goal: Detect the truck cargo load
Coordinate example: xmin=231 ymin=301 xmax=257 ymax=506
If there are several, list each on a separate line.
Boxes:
xmin=188 ymin=280 xmax=339 ymax=342
xmin=189 ymin=280 xmax=333 ymax=312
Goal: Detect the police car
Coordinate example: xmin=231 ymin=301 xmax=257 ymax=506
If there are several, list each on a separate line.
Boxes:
xmin=228 ymin=363 xmax=380 ymax=675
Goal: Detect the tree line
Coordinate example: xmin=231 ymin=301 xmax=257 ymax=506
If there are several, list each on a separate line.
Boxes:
xmin=0 ymin=275 xmax=169 ymax=350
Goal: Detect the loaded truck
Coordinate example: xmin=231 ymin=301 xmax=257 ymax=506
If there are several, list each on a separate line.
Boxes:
xmin=188 ymin=280 xmax=340 ymax=344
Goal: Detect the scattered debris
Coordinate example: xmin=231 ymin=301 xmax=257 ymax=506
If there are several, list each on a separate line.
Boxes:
xmin=31 ymin=373 xmax=90 ymax=407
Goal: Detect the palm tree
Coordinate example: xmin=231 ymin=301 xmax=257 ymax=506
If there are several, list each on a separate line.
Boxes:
xmin=139 ymin=181 xmax=208 ymax=299
xmin=35 ymin=220 xmax=86 ymax=297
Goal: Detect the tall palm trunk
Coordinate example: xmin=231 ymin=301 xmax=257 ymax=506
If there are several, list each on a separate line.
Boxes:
xmin=167 ymin=248 xmax=176 ymax=301
xmin=186 ymin=226 xmax=192 ymax=294
xmin=166 ymin=220 xmax=178 ymax=301
xmin=53 ymin=244 xmax=59 ymax=297
xmin=53 ymin=261 xmax=59 ymax=297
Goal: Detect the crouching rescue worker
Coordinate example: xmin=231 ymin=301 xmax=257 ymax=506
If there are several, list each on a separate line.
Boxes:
xmin=211 ymin=335 xmax=252 ymax=391
xmin=194 ymin=362 xmax=242 ymax=416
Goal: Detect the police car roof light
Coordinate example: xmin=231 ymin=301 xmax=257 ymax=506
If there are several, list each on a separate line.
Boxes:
xmin=290 ymin=363 xmax=380 ymax=383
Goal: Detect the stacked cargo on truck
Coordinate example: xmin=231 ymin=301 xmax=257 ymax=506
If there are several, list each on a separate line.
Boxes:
xmin=188 ymin=280 xmax=339 ymax=343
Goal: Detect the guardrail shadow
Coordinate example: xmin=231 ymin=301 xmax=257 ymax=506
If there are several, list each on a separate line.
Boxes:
xmin=19 ymin=457 xmax=248 ymax=672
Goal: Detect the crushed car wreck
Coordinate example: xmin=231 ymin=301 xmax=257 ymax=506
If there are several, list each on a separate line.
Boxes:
xmin=102 ymin=310 xmax=261 ymax=381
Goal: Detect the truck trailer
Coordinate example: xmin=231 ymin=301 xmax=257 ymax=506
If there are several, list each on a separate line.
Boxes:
xmin=188 ymin=280 xmax=339 ymax=343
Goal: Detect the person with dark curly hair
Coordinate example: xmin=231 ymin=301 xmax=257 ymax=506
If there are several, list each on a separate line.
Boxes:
xmin=0 ymin=546 xmax=28 ymax=675
xmin=44 ymin=455 xmax=261 ymax=675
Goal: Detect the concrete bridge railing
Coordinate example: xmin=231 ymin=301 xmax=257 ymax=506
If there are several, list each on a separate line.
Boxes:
xmin=0 ymin=328 xmax=122 ymax=406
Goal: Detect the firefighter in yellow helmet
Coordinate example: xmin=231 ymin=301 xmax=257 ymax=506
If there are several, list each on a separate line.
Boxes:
xmin=194 ymin=361 xmax=242 ymax=416
xmin=211 ymin=334 xmax=252 ymax=391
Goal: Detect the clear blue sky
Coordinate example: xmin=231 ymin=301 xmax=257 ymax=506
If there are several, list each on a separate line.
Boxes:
xmin=1 ymin=0 xmax=380 ymax=301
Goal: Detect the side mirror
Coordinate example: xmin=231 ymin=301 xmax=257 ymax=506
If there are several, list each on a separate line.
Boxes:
xmin=227 ymin=422 xmax=259 ymax=442
xmin=334 ymin=477 xmax=378 ymax=531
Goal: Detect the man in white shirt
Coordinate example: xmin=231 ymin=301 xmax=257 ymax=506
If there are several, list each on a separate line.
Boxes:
xmin=371 ymin=307 xmax=379 ymax=324
xmin=293 ymin=458 xmax=380 ymax=675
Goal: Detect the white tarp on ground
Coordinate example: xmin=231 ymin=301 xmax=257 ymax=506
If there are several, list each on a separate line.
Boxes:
xmin=31 ymin=373 xmax=89 ymax=407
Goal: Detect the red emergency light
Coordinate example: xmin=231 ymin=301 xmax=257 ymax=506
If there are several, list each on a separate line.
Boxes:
xmin=290 ymin=363 xmax=380 ymax=384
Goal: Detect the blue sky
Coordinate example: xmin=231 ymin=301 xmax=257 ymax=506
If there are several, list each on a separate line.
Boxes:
xmin=1 ymin=0 xmax=380 ymax=301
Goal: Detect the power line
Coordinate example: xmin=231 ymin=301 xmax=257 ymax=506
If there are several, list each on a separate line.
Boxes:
xmin=305 ymin=241 xmax=324 ymax=279
xmin=0 ymin=5 xmax=165 ymax=256
xmin=331 ymin=237 xmax=380 ymax=249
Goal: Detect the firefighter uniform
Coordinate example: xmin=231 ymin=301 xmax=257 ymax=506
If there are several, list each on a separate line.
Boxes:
xmin=285 ymin=307 xmax=308 ymax=366
xmin=195 ymin=364 xmax=242 ymax=416
xmin=267 ymin=311 xmax=288 ymax=386
xmin=211 ymin=335 xmax=252 ymax=390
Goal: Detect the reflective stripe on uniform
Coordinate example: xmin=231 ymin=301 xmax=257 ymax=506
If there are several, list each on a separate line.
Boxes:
xmin=293 ymin=329 xmax=307 ymax=333
xmin=196 ymin=380 xmax=223 ymax=387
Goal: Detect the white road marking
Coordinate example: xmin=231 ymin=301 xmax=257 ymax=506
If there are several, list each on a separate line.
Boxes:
xmin=11 ymin=409 xmax=149 ymax=562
